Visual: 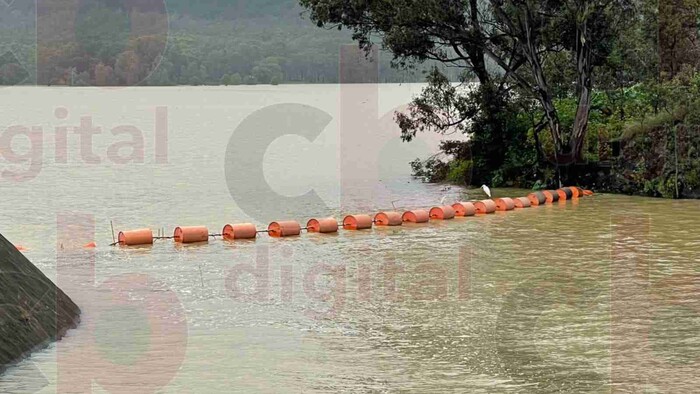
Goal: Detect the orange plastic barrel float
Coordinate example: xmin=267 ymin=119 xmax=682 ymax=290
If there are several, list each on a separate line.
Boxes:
xmin=402 ymin=210 xmax=430 ymax=223
xmin=306 ymin=218 xmax=339 ymax=233
xmin=527 ymin=192 xmax=547 ymax=206
xmin=542 ymin=190 xmax=560 ymax=203
xmin=174 ymin=226 xmax=209 ymax=244
xmin=557 ymin=188 xmax=573 ymax=200
xmin=474 ymin=199 xmax=497 ymax=214
xmin=514 ymin=197 xmax=532 ymax=208
xmin=549 ymin=190 xmax=561 ymax=202
xmin=452 ymin=202 xmax=476 ymax=217
xmin=222 ymin=223 xmax=257 ymax=240
xmin=267 ymin=221 xmax=302 ymax=237
xmin=83 ymin=242 xmax=97 ymax=249
xmin=568 ymin=186 xmax=582 ymax=198
xmin=343 ymin=214 xmax=373 ymax=230
xmin=494 ymin=197 xmax=515 ymax=211
xmin=583 ymin=190 xmax=594 ymax=196
xmin=14 ymin=245 xmax=27 ymax=252
xmin=374 ymin=212 xmax=403 ymax=226
xmin=429 ymin=205 xmax=456 ymax=220
xmin=118 ymin=228 xmax=154 ymax=246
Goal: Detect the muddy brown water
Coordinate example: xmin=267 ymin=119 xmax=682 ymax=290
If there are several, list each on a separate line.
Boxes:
xmin=1 ymin=86 xmax=699 ymax=392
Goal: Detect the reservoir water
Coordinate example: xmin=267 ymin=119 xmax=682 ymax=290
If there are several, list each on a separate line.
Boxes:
xmin=1 ymin=85 xmax=698 ymax=392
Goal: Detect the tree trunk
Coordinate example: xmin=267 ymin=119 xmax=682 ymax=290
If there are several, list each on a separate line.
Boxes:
xmin=659 ymin=0 xmax=700 ymax=79
xmin=466 ymin=0 xmax=490 ymax=85
xmin=570 ymin=10 xmax=594 ymax=161
xmin=516 ymin=10 xmax=564 ymax=156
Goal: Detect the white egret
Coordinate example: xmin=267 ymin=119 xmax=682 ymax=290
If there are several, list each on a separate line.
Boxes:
xmin=481 ymin=184 xmax=492 ymax=198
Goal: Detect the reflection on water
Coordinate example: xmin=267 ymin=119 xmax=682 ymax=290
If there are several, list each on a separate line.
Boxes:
xmin=1 ymin=86 xmax=699 ymax=392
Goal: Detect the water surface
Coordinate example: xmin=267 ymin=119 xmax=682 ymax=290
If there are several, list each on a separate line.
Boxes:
xmin=0 ymin=86 xmax=698 ymax=393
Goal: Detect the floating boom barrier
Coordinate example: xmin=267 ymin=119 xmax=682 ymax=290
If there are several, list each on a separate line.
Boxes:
xmin=94 ymin=187 xmax=595 ymax=248
xmin=11 ymin=187 xmax=595 ymax=250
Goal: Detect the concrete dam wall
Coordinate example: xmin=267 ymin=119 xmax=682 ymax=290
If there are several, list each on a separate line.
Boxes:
xmin=0 ymin=232 xmax=81 ymax=373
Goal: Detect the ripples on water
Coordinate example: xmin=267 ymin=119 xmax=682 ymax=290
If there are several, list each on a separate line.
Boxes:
xmin=3 ymin=191 xmax=699 ymax=393
xmin=1 ymin=87 xmax=699 ymax=392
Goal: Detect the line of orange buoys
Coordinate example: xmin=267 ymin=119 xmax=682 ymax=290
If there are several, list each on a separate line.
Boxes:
xmin=10 ymin=187 xmax=592 ymax=251
xmin=109 ymin=186 xmax=592 ymax=247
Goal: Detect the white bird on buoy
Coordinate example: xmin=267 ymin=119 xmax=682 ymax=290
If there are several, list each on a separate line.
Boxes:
xmin=481 ymin=184 xmax=492 ymax=198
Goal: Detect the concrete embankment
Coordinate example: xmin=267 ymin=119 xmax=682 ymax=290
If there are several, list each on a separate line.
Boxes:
xmin=0 ymin=233 xmax=80 ymax=373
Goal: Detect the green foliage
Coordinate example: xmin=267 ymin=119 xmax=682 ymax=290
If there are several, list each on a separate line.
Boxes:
xmin=0 ymin=1 xmax=460 ymax=86
xmin=410 ymin=157 xmax=449 ymax=183
xmin=446 ymin=160 xmax=472 ymax=184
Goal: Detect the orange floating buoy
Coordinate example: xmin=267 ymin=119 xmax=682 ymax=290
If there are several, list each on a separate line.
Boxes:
xmin=174 ymin=226 xmax=209 ymax=244
xmin=452 ymin=202 xmax=476 ymax=217
xmin=557 ymin=188 xmax=573 ymax=201
xmin=494 ymin=197 xmax=515 ymax=211
xmin=583 ymin=190 xmax=594 ymax=196
xmin=83 ymin=242 xmax=97 ymax=248
xmin=342 ymin=214 xmax=373 ymax=230
xmin=474 ymin=199 xmax=497 ymax=214
xmin=118 ymin=229 xmax=154 ymax=246
xmin=568 ymin=186 xmax=582 ymax=198
xmin=402 ymin=210 xmax=430 ymax=223
xmin=430 ymin=205 xmax=456 ymax=220
xmin=549 ymin=190 xmax=561 ymax=202
xmin=14 ymin=245 xmax=27 ymax=252
xmin=306 ymin=218 xmax=339 ymax=233
xmin=374 ymin=211 xmax=403 ymax=226
xmin=222 ymin=223 xmax=257 ymax=240
xmin=267 ymin=221 xmax=301 ymax=237
xmin=514 ymin=197 xmax=531 ymax=208
xmin=543 ymin=190 xmax=560 ymax=203
xmin=528 ymin=192 xmax=547 ymax=206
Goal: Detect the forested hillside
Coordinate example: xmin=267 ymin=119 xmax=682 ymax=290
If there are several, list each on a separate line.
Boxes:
xmin=0 ymin=0 xmax=451 ymax=86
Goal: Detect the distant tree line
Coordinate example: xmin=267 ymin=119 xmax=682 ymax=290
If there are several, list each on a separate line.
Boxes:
xmin=0 ymin=0 xmax=460 ymax=86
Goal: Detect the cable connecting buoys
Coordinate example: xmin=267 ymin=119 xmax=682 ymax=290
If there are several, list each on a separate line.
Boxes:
xmin=474 ymin=199 xmax=497 ymax=214
xmin=222 ymin=223 xmax=257 ymax=240
xmin=557 ymin=188 xmax=573 ymax=200
xmin=110 ymin=186 xmax=596 ymax=249
xmin=514 ymin=197 xmax=532 ymax=208
xmin=306 ymin=218 xmax=339 ymax=233
xmin=494 ymin=197 xmax=515 ymax=211
xmin=429 ymin=206 xmax=456 ymax=220
xmin=402 ymin=210 xmax=430 ymax=223
xmin=374 ymin=212 xmax=403 ymax=226
xmin=452 ymin=202 xmax=476 ymax=217
xmin=174 ymin=226 xmax=209 ymax=244
xmin=118 ymin=229 xmax=154 ymax=246
xmin=343 ymin=214 xmax=373 ymax=230
xmin=528 ymin=192 xmax=547 ymax=206
xmin=268 ymin=221 xmax=302 ymax=237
